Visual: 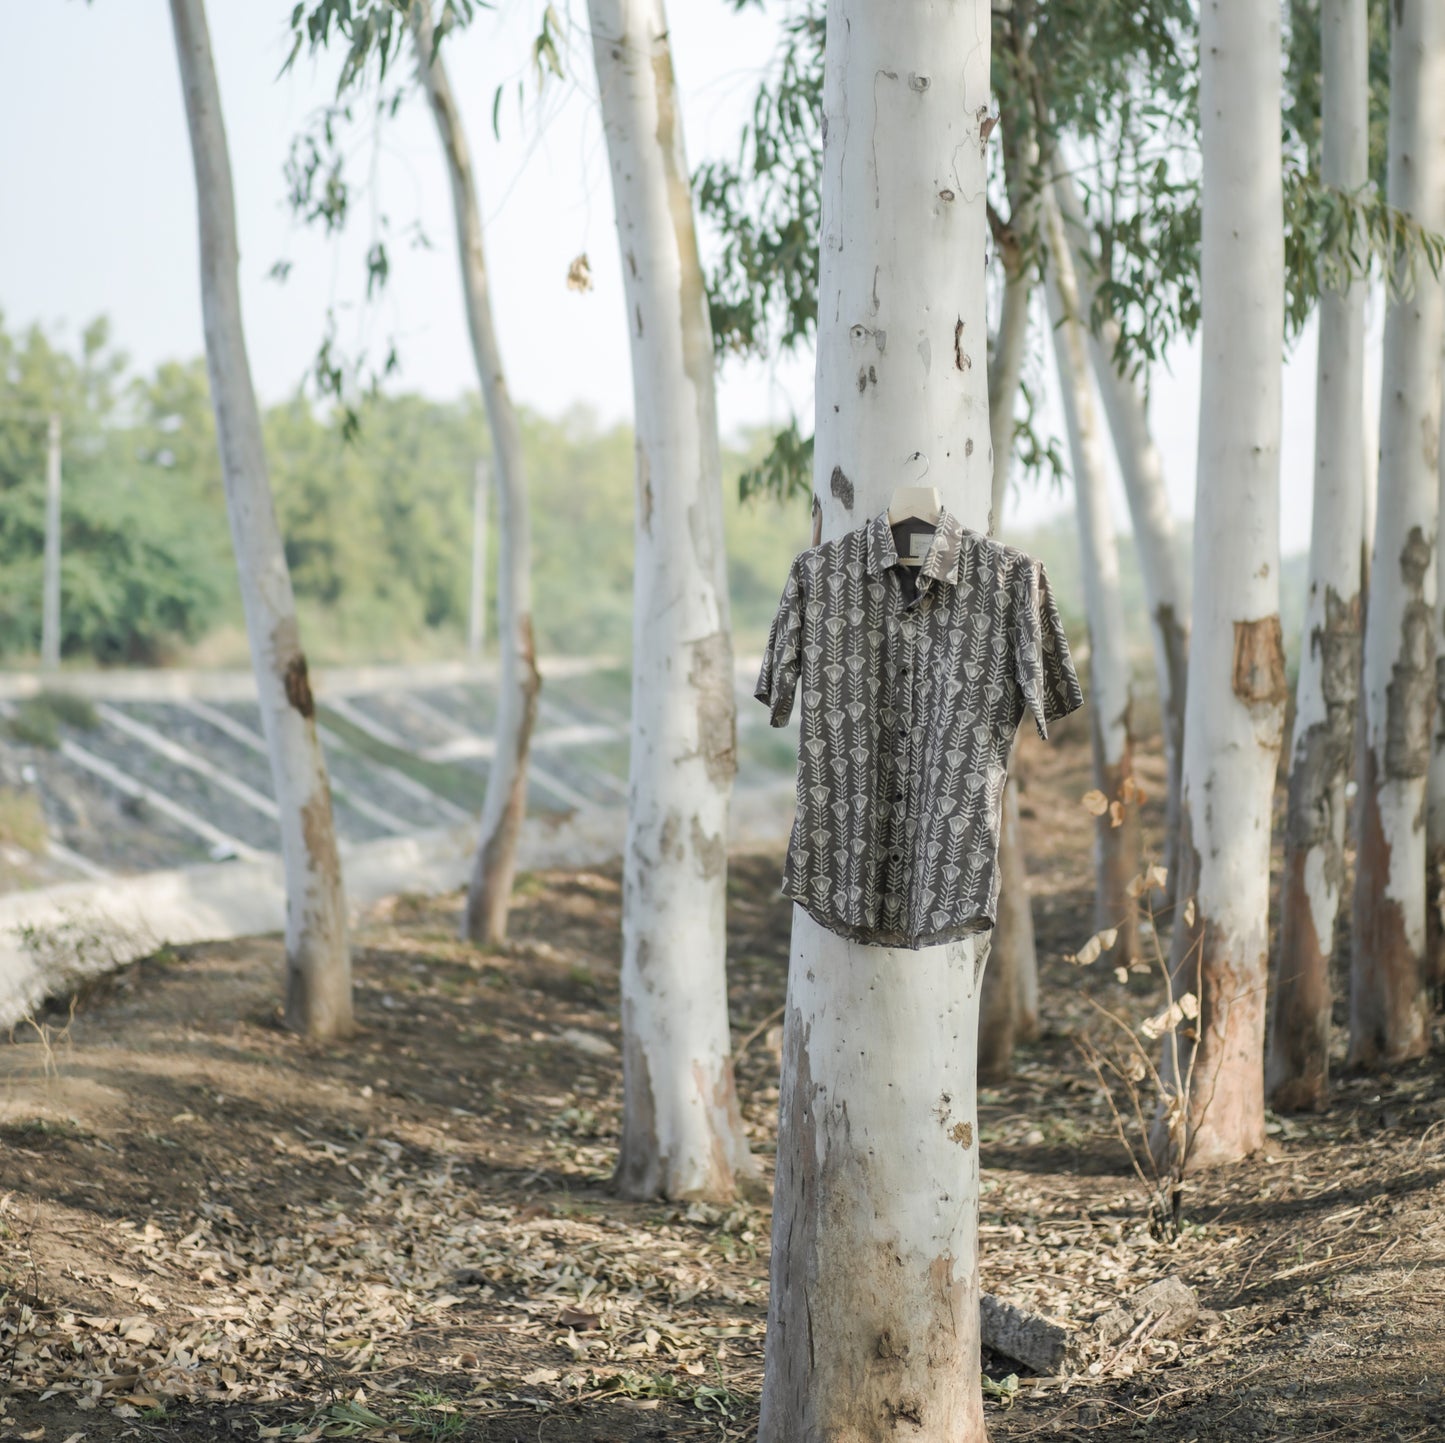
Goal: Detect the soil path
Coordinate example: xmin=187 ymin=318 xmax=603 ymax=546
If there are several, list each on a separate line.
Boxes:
xmin=2 ymin=720 xmax=1443 ymax=1441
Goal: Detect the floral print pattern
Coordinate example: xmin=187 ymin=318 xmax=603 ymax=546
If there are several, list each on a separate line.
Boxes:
xmin=756 ymin=507 xmax=1084 ymax=948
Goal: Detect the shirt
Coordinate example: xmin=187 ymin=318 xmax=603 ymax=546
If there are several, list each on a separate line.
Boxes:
xmin=755 ymin=506 xmax=1084 ymax=949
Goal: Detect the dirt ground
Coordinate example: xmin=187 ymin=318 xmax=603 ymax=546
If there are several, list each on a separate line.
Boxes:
xmin=2 ymin=716 xmax=1444 ymax=1442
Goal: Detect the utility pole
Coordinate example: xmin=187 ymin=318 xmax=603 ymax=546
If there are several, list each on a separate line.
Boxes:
xmin=468 ymin=458 xmax=489 ymax=658
xmin=41 ymin=413 xmax=61 ymax=671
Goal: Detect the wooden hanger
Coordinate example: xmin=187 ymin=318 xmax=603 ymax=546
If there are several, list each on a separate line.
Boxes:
xmin=887 ymin=485 xmax=942 ymax=526
xmin=888 ymin=486 xmax=942 ymax=567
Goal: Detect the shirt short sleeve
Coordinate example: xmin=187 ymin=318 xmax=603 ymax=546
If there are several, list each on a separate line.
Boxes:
xmin=1013 ymin=557 xmax=1085 ymax=741
xmin=755 ymin=556 xmax=805 ymax=727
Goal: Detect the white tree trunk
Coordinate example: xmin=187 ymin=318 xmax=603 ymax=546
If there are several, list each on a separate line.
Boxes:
xmin=169 ymin=0 xmax=351 ymax=1038
xmin=1056 ymin=174 xmax=1189 ymax=892
xmin=1044 ymin=188 xmax=1140 ymax=964
xmin=1434 ymin=393 xmax=1445 ymax=997
xmin=411 ymin=3 xmax=541 ymax=948
xmin=980 ymin=780 xmax=1038 ymax=1076
xmin=983 ymin=122 xmax=1042 ymax=1065
xmin=1268 ymin=0 xmax=1368 ymax=1110
xmin=587 ymin=0 xmax=754 ymax=1201
xmin=1160 ymin=0 xmax=1286 ymax=1169
xmin=1354 ymin=0 xmax=1445 ymax=1065
xmin=987 ymin=194 xmax=1035 ymax=533
xmin=758 ymin=3 xmax=992 ymax=1437
xmin=468 ymin=458 xmax=488 ymax=658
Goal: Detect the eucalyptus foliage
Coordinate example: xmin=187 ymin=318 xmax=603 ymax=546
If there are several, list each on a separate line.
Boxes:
xmin=279 ymin=0 xmax=563 ymax=426
xmin=0 ymin=316 xmax=229 ymax=663
xmin=701 ymin=0 xmax=1442 ymax=503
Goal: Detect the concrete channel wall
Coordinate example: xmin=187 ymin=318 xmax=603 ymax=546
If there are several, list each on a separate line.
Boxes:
xmin=0 ymin=784 xmax=794 ymax=1031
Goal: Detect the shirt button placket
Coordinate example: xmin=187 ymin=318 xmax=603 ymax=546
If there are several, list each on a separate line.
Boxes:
xmin=898 ymin=610 xmax=916 ymax=926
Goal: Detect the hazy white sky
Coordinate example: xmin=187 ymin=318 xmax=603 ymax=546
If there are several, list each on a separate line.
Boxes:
xmin=2 ymin=1 xmax=1366 ymax=554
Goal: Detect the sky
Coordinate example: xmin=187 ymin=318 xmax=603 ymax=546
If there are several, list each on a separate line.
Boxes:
xmin=1 ymin=1 xmax=1374 ymax=556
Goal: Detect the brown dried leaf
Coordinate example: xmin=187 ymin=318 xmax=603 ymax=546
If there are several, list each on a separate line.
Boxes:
xmin=1081 ymin=789 xmax=1109 ymax=816
xmin=566 ymin=254 xmax=593 ymax=293
xmin=1141 ymin=992 xmax=1199 ymax=1040
xmin=1072 ymin=928 xmax=1118 ymax=966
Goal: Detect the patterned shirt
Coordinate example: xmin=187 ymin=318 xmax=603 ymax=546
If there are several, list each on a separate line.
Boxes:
xmin=755 ymin=507 xmax=1084 ymax=948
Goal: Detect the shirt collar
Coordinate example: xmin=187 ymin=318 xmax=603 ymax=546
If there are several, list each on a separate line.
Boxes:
xmin=863 ymin=506 xmax=966 ymax=586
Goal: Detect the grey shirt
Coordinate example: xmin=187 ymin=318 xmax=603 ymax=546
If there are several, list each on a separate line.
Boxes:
xmin=755 ymin=506 xmax=1084 ymax=948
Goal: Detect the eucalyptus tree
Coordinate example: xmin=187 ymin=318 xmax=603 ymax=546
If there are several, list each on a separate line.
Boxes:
xmin=756 ymin=8 xmax=996 ymax=1437
xmin=704 ymin=1 xmax=1053 ymax=1073
xmin=979 ymin=41 xmax=1047 ymax=1074
xmin=1054 ymin=174 xmax=1189 ymax=891
xmin=290 ymin=0 xmax=752 ymax=1199
xmin=1352 ymin=0 xmax=1445 ymax=1068
xmin=169 ymin=0 xmax=352 ymax=1038
xmin=409 ymin=1 xmax=541 ymax=946
xmin=1043 ymin=187 xmax=1141 ymax=965
xmin=1160 ymin=0 xmax=1286 ymax=1168
xmin=1268 ymin=0 xmax=1370 ymax=1111
xmin=286 ymin=0 xmax=539 ymax=947
xmin=702 ymin=3 xmax=1199 ymax=1065
xmin=586 ymin=0 xmax=755 ymax=1201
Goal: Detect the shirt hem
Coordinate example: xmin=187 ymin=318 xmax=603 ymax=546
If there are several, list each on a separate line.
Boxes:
xmin=1034 ymin=688 xmax=1086 ymax=742
xmin=783 ymin=891 xmax=996 ymax=950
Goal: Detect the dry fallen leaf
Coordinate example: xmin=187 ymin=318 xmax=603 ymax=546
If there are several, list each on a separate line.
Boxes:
xmin=557 ymin=1307 xmax=602 ymax=1331
xmin=566 ymin=254 xmax=593 ymax=293
xmin=1071 ymin=928 xmax=1119 ymax=966
xmin=1141 ymin=992 xmax=1200 ymax=1040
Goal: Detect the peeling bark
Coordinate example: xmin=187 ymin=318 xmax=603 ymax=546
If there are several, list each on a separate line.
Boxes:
xmin=169 ymin=0 xmax=351 ymax=1040
xmin=1270 ymin=584 xmax=1361 ymax=1104
xmin=1352 ymin=0 xmax=1445 ymax=1066
xmin=588 ymin=0 xmax=753 ymax=1201
xmin=763 ymin=919 xmax=986 ymax=1441
xmin=464 ymin=617 xmax=540 ymax=945
xmin=759 ymin=6 xmax=993 ymax=1437
xmin=1429 ymin=648 xmax=1445 ymax=996
xmin=1157 ymin=810 xmax=1270 ymax=1169
xmin=1351 ymin=743 xmax=1431 ymax=1064
xmin=1159 ymin=0 xmax=1286 ymax=1168
xmin=411 ymin=2 xmax=541 ymax=947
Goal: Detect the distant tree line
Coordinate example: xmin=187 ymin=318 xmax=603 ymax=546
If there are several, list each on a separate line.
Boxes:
xmin=0 ymin=312 xmax=808 ymax=667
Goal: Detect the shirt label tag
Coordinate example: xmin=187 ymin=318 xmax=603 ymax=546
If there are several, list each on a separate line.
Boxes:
xmin=909 ymin=533 xmax=932 ymax=559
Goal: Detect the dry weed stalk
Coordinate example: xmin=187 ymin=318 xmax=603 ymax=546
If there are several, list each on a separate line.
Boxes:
xmin=1067 ymin=784 xmax=1210 ymax=1239
xmin=18 ymin=995 xmax=77 ymax=1084
xmin=0 ymin=1198 xmax=46 ymax=1412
